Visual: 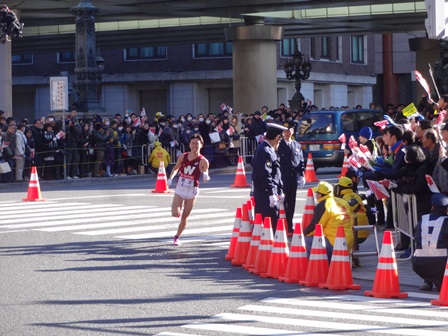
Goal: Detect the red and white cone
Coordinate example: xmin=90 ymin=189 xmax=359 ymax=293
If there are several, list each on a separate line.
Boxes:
xmin=260 ymin=219 xmax=289 ymax=279
xmin=364 ymin=231 xmax=408 ymax=298
xmin=299 ymin=224 xmax=329 ymax=287
xmin=151 ymin=162 xmax=170 ymax=193
xmin=243 ymin=213 xmax=263 ymax=270
xmin=279 ymin=223 xmax=308 ymax=283
xmin=230 ymin=156 xmax=250 ymax=187
xmin=23 ymin=166 xmax=45 ymax=202
xmin=249 ymin=217 xmax=273 ymax=275
xmin=225 ymin=207 xmax=242 ymax=261
xmin=319 ymin=225 xmax=361 ymax=290
xmin=301 ymin=188 xmax=315 ymax=229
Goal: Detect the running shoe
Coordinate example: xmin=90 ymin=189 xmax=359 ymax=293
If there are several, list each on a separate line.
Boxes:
xmin=173 ymin=236 xmax=180 ymax=246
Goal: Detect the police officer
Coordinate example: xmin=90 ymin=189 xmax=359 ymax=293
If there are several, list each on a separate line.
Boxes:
xmin=251 ymin=123 xmax=287 ymax=232
xmin=278 ymin=121 xmax=305 ymax=235
xmin=412 ymin=193 xmax=448 ymax=292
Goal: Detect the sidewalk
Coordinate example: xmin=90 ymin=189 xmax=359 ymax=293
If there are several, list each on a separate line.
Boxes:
xmin=351 ymin=229 xmax=421 ymax=289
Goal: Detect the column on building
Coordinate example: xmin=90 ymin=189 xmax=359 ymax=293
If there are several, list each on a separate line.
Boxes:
xmin=0 ymin=41 xmax=12 ymax=116
xmin=409 ymin=37 xmax=440 ymax=101
xmin=382 ymin=33 xmax=399 ymax=107
xmin=225 ymin=24 xmax=283 ymax=114
xmin=0 ymin=9 xmax=19 ymax=116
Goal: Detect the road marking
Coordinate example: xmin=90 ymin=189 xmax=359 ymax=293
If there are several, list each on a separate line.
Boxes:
xmin=214 ymin=313 xmax=448 ymax=336
xmin=0 ymin=204 xmax=149 ymax=219
xmin=239 ymin=304 xmax=448 ymax=326
xmin=116 ymin=225 xmax=233 ymax=239
xmin=73 ymin=217 xmax=234 ymax=235
xmin=47 ymin=193 xmax=148 ymax=201
xmin=263 ymin=297 xmax=448 ymax=317
xmin=184 ymin=322 xmax=337 ymax=335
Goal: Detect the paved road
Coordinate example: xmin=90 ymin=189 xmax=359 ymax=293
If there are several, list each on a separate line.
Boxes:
xmin=1 ymin=169 xmax=447 ymax=336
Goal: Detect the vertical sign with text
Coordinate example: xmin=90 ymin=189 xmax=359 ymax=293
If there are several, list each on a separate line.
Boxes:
xmin=50 ymin=77 xmax=68 ymax=111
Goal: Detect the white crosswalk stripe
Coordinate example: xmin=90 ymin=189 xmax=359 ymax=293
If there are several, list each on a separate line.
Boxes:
xmin=0 ymin=201 xmax=235 ymax=244
xmin=155 ymin=293 xmax=448 ymax=336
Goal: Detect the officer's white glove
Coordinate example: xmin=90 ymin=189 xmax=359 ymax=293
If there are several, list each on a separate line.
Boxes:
xmin=278 ymin=193 xmax=285 ymax=204
xmin=167 ymin=179 xmax=172 ymax=187
xmin=203 ymin=172 xmax=210 ymax=183
xmin=298 ymin=175 xmax=306 ymax=189
xmin=269 ymin=195 xmax=278 ymax=208
xmin=364 ymin=189 xmax=373 ymax=198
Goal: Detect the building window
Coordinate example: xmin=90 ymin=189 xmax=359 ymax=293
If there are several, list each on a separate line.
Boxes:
xmin=281 ymin=38 xmax=299 ymax=57
xmin=351 ymin=35 xmax=365 ymax=64
xmin=57 ymin=51 xmax=75 ymax=63
xmin=321 ymin=37 xmax=330 ymax=59
xmin=12 ymin=54 xmax=33 ymax=65
xmin=125 ymin=46 xmax=167 ymax=61
xmin=193 ymin=42 xmax=232 ymax=58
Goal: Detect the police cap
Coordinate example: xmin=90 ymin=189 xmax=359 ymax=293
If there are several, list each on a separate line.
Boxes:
xmin=282 ymin=121 xmax=294 ymax=130
xmin=265 ymin=122 xmax=288 ymax=140
xmin=431 ymin=193 xmax=448 ymax=208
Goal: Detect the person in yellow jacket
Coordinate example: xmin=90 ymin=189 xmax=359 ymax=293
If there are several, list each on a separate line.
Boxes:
xmin=303 ymin=181 xmax=353 ymax=261
xmin=335 ymin=176 xmax=370 ymax=268
xmin=148 ymin=141 xmax=170 ymax=174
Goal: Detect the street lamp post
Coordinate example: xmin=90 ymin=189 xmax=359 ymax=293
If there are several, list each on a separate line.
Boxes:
xmin=284 ymin=40 xmax=312 ymax=110
xmin=71 ymin=0 xmax=105 ymax=115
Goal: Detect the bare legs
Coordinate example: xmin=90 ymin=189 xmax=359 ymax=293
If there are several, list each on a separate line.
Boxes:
xmin=171 ymin=193 xmax=196 ymax=237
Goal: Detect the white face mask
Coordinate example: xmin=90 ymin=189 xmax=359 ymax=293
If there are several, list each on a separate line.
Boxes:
xmin=187 ymin=117 xmax=192 ymax=121
xmin=199 ymin=118 xmax=204 ymax=122
xmin=105 ymin=121 xmax=110 ymax=126
xmin=173 ymin=125 xmax=178 ymax=128
xmin=160 ymin=122 xmax=165 ymax=126
xmin=194 ymin=128 xmax=199 ymax=131
xmin=118 ymin=127 xmax=123 ymax=131
xmin=205 ymin=120 xmax=211 ymax=125
xmin=186 ymin=130 xmax=191 ymax=134
xmin=180 ymin=118 xmax=185 ymax=122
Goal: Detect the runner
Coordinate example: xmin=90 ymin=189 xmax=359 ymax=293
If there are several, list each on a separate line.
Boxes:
xmin=168 ymin=133 xmax=210 ymax=246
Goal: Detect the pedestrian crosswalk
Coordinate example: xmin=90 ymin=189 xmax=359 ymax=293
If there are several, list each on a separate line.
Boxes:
xmin=0 ymin=201 xmax=235 ymax=244
xmin=155 ymin=292 xmax=448 ymax=336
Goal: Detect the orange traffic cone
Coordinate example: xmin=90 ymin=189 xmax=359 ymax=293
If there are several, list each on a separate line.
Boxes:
xmin=364 ymin=231 xmax=408 ymax=298
xmin=250 ymin=195 xmax=255 ymax=207
xmin=231 ymin=203 xmax=252 ymax=266
xmin=246 ymin=200 xmax=254 ymax=227
xmin=300 ymin=224 xmax=329 ymax=287
xmin=151 ymin=162 xmax=170 ymax=193
xmin=23 ymin=166 xmax=45 ymax=202
xmin=279 ymin=223 xmax=308 ymax=283
xmin=225 ymin=207 xmax=242 ymax=261
xmin=339 ymin=153 xmax=350 ymax=178
xmin=304 ymin=153 xmax=318 ymax=182
xmin=230 ymin=156 xmax=250 ymax=188
xmin=319 ymin=226 xmax=361 ymax=290
xmin=249 ymin=217 xmax=273 ymax=275
xmin=260 ymin=219 xmax=289 ymax=279
xmin=431 ymin=259 xmax=448 ymax=306
xmin=243 ymin=213 xmax=263 ymax=270
xmin=301 ymin=188 xmax=315 ymax=229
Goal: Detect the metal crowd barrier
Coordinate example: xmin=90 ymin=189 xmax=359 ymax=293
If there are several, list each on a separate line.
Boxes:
xmin=391 ymin=191 xmax=418 ymax=261
xmin=240 ymin=136 xmax=258 ymax=165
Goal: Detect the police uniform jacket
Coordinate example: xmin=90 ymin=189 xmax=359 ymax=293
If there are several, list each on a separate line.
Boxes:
xmin=252 ymin=140 xmax=282 ymax=197
xmin=278 ymin=139 xmax=304 ymax=183
xmin=412 ymin=211 xmax=448 ymax=284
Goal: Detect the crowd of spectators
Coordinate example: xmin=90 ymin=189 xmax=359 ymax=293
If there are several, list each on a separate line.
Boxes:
xmin=0 ymin=94 xmax=443 ymax=183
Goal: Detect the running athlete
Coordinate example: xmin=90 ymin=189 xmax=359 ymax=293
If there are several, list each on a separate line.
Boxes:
xmin=168 ymin=134 xmax=210 ymax=246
